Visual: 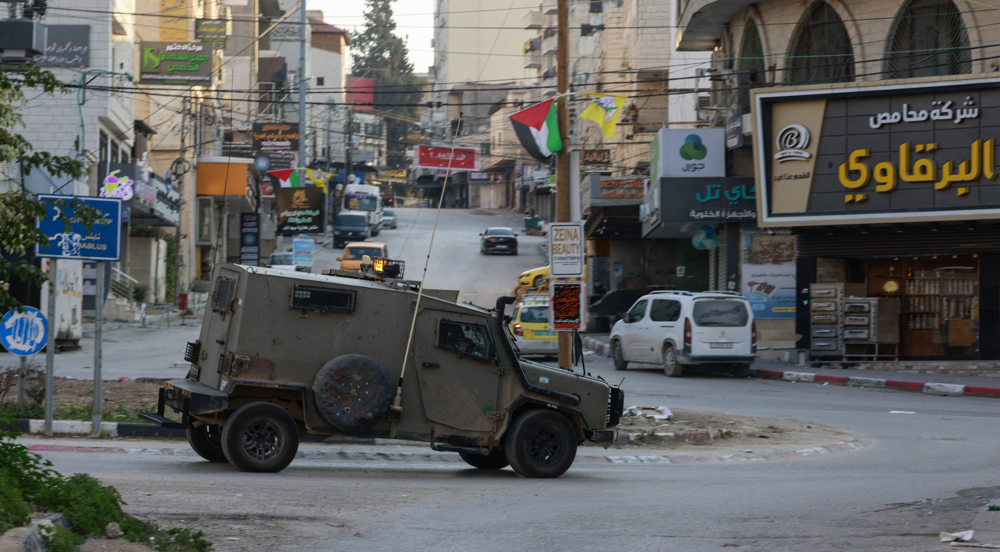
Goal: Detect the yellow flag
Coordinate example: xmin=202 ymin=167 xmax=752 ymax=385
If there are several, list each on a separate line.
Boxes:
xmin=580 ymin=93 xmax=627 ymax=138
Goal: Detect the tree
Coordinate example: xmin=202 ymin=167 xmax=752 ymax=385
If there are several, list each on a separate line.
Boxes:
xmin=1 ymin=66 xmax=98 ymax=313
xmin=350 ymin=0 xmax=423 ymax=168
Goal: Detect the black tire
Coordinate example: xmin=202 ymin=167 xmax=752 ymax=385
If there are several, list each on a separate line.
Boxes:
xmin=532 ymin=275 xmax=544 ymax=288
xmin=663 ymin=346 xmax=683 ymax=377
xmin=735 ymin=364 xmax=754 ymax=378
xmin=221 ymin=402 xmax=299 ymax=473
xmin=186 ymin=424 xmax=227 ymax=462
xmin=612 ymin=340 xmax=628 ymax=371
xmin=459 ymin=449 xmax=509 ymax=470
xmin=504 ymin=409 xmax=577 ymax=478
xmin=511 ymin=249 xmax=518 ymax=255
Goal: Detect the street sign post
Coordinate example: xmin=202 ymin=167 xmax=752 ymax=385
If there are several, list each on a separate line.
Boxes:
xmin=548 ymin=222 xmax=585 ymax=278
xmin=35 ymin=195 xmax=122 ymax=436
xmin=0 ymin=306 xmax=48 ymax=356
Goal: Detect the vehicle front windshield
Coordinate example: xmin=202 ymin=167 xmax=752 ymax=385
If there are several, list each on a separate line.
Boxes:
xmin=337 ymin=214 xmax=366 ymax=227
xmin=343 ymin=247 xmax=384 ymax=260
xmin=345 ymin=195 xmax=378 ymax=212
xmin=270 ymin=254 xmax=292 ymax=265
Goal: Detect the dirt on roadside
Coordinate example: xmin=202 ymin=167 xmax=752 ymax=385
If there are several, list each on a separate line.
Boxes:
xmin=613 ymin=406 xmax=863 ymax=450
xmin=48 ymin=377 xmax=167 ymax=422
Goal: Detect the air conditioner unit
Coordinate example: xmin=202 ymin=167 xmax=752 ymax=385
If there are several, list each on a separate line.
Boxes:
xmin=0 ymin=19 xmax=47 ymax=63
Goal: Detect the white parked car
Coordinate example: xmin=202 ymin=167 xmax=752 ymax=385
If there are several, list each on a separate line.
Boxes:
xmin=610 ymin=291 xmax=756 ymax=377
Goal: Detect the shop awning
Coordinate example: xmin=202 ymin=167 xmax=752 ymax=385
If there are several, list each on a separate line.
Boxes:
xmin=584 ymin=205 xmax=643 ymax=240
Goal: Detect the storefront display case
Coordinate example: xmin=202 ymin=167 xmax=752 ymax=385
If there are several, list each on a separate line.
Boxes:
xmin=868 ymin=256 xmax=979 ymax=359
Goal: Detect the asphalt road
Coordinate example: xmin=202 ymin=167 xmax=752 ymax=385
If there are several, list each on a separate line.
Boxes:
xmin=32 ymin=353 xmax=1000 ymax=552
xmin=313 ymin=207 xmax=548 ymax=306
xmin=15 ymin=208 xmax=1000 ymax=550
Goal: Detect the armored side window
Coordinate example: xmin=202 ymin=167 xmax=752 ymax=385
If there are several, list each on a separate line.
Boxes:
xmin=211 ymin=277 xmax=233 ymax=313
xmin=290 ymin=285 xmax=356 ymax=312
xmin=437 ymin=320 xmax=491 ymax=362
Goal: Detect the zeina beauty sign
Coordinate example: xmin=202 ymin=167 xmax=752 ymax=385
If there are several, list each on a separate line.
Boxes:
xmin=752 ymin=77 xmax=1000 ymax=227
xmin=138 ymin=42 xmax=214 ymax=85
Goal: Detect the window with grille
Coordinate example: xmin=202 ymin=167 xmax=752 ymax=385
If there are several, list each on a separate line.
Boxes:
xmin=787 ymin=3 xmax=855 ymax=84
xmin=438 ymin=320 xmax=491 ymax=362
xmin=885 ymin=0 xmax=970 ymax=79
xmin=211 ymin=277 xmax=232 ymax=313
xmin=290 ymin=285 xmax=356 ymax=312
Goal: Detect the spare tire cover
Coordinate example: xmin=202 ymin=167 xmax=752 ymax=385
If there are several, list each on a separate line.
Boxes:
xmin=312 ymin=354 xmax=392 ymax=434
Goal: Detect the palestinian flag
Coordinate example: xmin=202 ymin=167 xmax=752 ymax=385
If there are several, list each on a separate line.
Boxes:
xmin=510 ymin=99 xmax=562 ymax=160
xmin=268 ymin=169 xmax=300 ymax=188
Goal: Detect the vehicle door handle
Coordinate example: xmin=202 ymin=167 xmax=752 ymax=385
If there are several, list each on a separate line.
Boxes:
xmin=422 ymin=362 xmax=439 ymax=368
xmin=660 ymin=325 xmax=674 ymax=328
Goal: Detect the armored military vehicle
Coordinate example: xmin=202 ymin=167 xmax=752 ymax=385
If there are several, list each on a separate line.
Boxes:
xmin=141 ymin=263 xmax=624 ymax=478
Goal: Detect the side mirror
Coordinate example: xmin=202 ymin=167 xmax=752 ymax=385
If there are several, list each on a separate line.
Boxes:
xmin=336 ymin=256 xmax=342 ymax=261
xmin=479 ymin=233 xmax=484 ymax=236
xmin=622 ymin=313 xmax=631 ymax=323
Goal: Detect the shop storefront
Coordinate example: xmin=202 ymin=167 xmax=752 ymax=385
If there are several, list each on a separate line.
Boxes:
xmin=753 ymin=76 xmax=1000 ymax=360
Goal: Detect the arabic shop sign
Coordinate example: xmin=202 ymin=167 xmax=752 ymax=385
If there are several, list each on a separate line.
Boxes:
xmin=36 ymin=25 xmax=90 ymax=67
xmin=138 ymin=42 xmax=214 ymax=85
xmin=582 ymin=149 xmax=611 ymax=165
xmin=592 ymin=177 xmax=644 ymax=205
xmin=195 ymin=19 xmax=228 ymax=50
xmin=276 ymin=188 xmax=324 ymax=234
xmin=753 ymin=77 xmax=1000 ymax=227
xmin=657 ymin=177 xmax=757 ymax=222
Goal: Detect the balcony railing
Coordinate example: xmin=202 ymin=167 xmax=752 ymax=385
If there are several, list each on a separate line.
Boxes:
xmin=543 ymin=0 xmax=557 ymax=15
xmin=524 ymin=53 xmax=541 ymax=69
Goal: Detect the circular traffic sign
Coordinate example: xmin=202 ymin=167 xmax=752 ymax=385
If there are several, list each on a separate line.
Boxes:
xmin=255 ymin=156 xmax=270 ymax=172
xmin=0 ymin=306 xmax=48 ymax=356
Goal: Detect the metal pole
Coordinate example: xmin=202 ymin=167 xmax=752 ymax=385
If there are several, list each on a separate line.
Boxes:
xmin=17 ymin=356 xmax=25 ymax=404
xmin=298 ymin=0 xmax=307 ymax=184
xmin=44 ymin=259 xmax=55 ymax=436
xmin=92 ymin=261 xmax=103 ymax=437
xmin=556 ymin=0 xmax=572 ymax=369
xmin=176 ymin=99 xmax=187 ymax=304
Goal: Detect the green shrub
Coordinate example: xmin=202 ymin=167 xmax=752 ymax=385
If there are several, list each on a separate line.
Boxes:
xmin=123 ymin=519 xmax=213 ymax=552
xmin=0 ymin=400 xmax=44 ymax=419
xmin=0 ymin=470 xmax=31 ymax=533
xmin=38 ymin=473 xmax=124 ymax=536
xmin=39 ymin=524 xmax=83 ymax=552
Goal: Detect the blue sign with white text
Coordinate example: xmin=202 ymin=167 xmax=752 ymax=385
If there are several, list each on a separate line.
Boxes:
xmin=0 ymin=306 xmax=48 ymax=356
xmin=35 ymin=195 xmax=122 ymax=261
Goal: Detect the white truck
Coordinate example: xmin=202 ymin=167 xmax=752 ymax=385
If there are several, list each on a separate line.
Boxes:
xmin=341 ymin=183 xmax=383 ymax=237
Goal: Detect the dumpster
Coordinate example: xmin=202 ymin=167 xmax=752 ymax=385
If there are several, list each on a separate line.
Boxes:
xmin=178 ymin=293 xmax=188 ymax=311
xmin=524 ymin=216 xmax=540 ymax=230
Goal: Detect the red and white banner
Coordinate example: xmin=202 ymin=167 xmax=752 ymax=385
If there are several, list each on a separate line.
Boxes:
xmin=413 ymin=145 xmax=480 ymax=171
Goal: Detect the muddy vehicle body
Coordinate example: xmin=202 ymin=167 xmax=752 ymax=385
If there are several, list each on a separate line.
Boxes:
xmin=141 ymin=264 xmax=623 ymax=478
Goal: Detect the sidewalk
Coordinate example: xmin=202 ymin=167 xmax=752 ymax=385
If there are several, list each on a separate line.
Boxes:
xmin=581 ymin=333 xmax=1000 ymax=399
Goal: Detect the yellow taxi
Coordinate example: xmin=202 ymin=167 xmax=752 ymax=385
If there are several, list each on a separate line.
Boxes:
xmin=508 ymin=294 xmax=557 ymax=356
xmin=337 ymin=241 xmax=389 ymax=271
xmin=512 ymin=265 xmax=587 ymax=299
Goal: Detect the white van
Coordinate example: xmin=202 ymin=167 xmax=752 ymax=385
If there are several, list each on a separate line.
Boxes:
xmin=610 ymin=291 xmax=756 ymax=377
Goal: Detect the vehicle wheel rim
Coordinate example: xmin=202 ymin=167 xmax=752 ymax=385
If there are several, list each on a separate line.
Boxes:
xmin=614 ymin=344 xmax=622 ymax=363
xmin=665 ymin=350 xmax=675 ymax=369
xmin=241 ymin=418 xmax=284 ymax=462
xmin=527 ymin=426 xmax=563 ymax=467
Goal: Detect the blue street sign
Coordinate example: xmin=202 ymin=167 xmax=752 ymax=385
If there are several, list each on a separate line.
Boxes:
xmin=35 ymin=195 xmax=122 ymax=261
xmin=122 ymin=205 xmax=131 ymax=223
xmin=255 ymin=156 xmax=271 ymax=172
xmin=0 ymin=306 xmax=47 ymax=356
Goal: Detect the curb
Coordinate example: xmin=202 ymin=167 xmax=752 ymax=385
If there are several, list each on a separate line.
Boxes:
xmin=583 ymin=337 xmax=609 ymax=356
xmin=26 ymin=438 xmax=873 ymax=466
xmin=755 ymin=369 xmax=1000 ymax=398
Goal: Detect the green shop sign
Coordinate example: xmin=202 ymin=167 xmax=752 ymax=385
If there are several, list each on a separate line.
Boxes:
xmin=138 ymin=42 xmax=213 ymax=85
xmin=195 ymin=19 xmax=228 ymax=50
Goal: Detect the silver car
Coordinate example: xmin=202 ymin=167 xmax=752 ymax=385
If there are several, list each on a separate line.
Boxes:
xmin=383 ymin=209 xmax=398 ymax=229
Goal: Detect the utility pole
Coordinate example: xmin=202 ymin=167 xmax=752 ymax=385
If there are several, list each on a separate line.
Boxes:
xmin=176 ymin=98 xmax=187 ymax=297
xmin=298 ymin=0 xmax=308 ymax=184
xmin=556 ymin=0 xmax=572 ymax=369
xmin=345 ymin=106 xmax=353 ymax=185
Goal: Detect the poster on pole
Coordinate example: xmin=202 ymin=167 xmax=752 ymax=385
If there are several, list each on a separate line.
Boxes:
xmin=548 ymin=222 xmax=584 ymax=278
xmin=239 ymin=213 xmax=260 ymax=266
xmin=292 ymin=237 xmax=314 ymax=267
xmin=35 ymin=195 xmax=122 ymax=261
xmin=549 ymin=281 xmax=586 ymax=331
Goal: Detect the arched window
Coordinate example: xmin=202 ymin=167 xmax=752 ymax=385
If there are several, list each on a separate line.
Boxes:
xmin=737 ymin=22 xmax=766 ymax=110
xmin=885 ymin=0 xmax=971 ymax=79
xmin=787 ymin=3 xmax=855 ymax=84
